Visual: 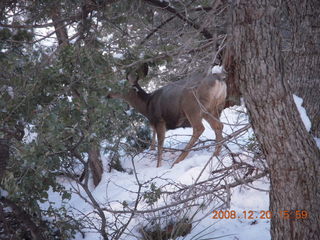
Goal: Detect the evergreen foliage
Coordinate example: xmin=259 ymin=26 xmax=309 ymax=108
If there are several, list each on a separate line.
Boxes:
xmin=0 ymin=0 xmax=251 ymax=238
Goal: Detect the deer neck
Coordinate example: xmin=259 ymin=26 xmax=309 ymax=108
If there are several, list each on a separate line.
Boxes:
xmin=126 ymin=85 xmax=150 ymax=118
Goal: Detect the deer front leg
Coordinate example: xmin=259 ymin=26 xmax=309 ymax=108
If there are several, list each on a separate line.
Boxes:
xmin=155 ymin=122 xmax=166 ymax=167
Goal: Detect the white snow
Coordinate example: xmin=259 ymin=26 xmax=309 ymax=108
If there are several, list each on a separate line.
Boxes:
xmin=6 ymin=86 xmax=14 ymax=98
xmin=315 ymin=138 xmax=320 ymax=149
xmin=211 ymin=65 xmax=224 ymax=74
xmin=23 ymin=124 xmax=38 ymax=143
xmin=113 ymin=52 xmax=124 ymax=59
xmin=44 ymin=106 xmax=271 ymax=240
xmin=293 ymin=94 xmax=312 ymax=132
xmin=293 ymin=94 xmax=320 ymax=149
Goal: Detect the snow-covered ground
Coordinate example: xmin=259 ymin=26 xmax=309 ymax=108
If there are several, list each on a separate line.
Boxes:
xmin=45 ymin=105 xmax=271 ymax=240
xmin=39 ymin=90 xmax=320 ymax=240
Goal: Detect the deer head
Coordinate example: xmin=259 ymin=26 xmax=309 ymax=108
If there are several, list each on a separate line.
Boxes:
xmin=108 ymin=64 xmax=227 ymax=168
xmin=108 ymin=63 xmax=150 ymax=116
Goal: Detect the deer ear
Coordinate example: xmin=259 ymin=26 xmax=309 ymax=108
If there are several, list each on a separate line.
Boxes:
xmin=137 ymin=63 xmax=148 ymax=79
xmin=126 ymin=63 xmax=148 ymax=85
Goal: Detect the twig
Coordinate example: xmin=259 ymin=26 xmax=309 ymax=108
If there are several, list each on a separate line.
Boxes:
xmin=101 ymin=170 xmax=268 ymax=215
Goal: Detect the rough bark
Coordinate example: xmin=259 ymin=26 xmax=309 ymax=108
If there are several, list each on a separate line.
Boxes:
xmin=230 ymin=0 xmax=320 ymax=239
xmin=284 ymin=0 xmax=320 ymax=137
xmin=222 ymin=46 xmax=241 ymax=108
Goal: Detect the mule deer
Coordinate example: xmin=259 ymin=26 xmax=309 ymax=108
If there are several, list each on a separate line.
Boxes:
xmin=108 ymin=64 xmax=227 ymax=167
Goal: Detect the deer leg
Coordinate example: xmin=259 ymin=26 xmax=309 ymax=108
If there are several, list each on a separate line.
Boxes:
xmin=155 ymin=122 xmax=166 ymax=167
xmin=150 ymin=126 xmax=156 ymax=150
xmin=204 ymin=112 xmax=223 ymax=155
xmin=172 ymin=113 xmax=204 ymax=167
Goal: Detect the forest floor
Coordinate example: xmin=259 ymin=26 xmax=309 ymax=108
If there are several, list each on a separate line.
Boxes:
xmin=46 ymin=105 xmax=272 ymax=240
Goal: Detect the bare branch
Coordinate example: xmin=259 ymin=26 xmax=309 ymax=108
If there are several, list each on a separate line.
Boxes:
xmin=142 ymin=0 xmax=213 ymax=39
xmin=101 ymin=171 xmax=268 ymax=215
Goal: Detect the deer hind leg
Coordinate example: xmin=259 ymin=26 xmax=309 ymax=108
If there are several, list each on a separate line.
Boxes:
xmin=155 ymin=122 xmax=166 ymax=167
xmin=172 ymin=112 xmax=204 ymax=167
xmin=204 ymin=110 xmax=223 ymax=156
xmin=150 ymin=126 xmax=156 ymax=150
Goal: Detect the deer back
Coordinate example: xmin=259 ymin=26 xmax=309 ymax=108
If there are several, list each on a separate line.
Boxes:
xmin=146 ymin=72 xmax=226 ymax=129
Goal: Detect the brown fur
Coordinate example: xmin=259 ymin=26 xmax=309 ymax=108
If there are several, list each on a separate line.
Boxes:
xmin=108 ymin=69 xmax=227 ymax=167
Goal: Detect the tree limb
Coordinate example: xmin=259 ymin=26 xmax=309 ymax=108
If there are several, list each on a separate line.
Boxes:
xmin=142 ymin=0 xmax=213 ymax=39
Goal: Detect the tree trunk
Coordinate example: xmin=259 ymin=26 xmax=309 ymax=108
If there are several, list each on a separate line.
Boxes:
xmin=230 ymin=0 xmax=320 ymax=239
xmin=88 ymin=143 xmax=103 ymax=187
xmin=50 ymin=6 xmax=69 ymax=46
xmin=284 ymin=0 xmax=320 ymax=137
xmin=222 ymin=46 xmax=241 ymax=108
xmin=50 ymin=5 xmax=104 ymax=187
